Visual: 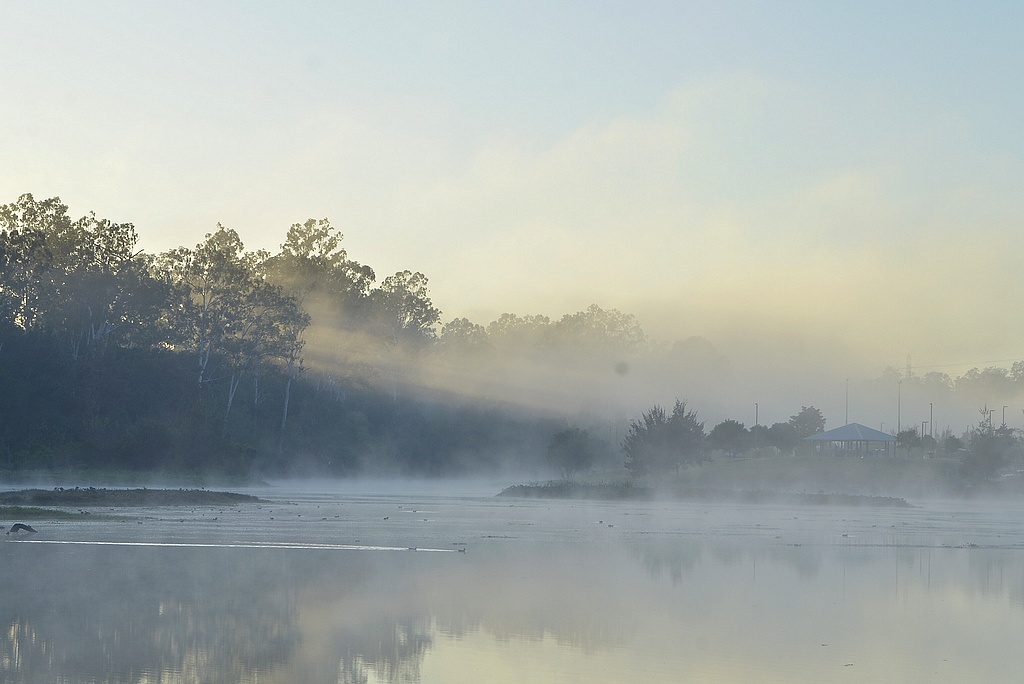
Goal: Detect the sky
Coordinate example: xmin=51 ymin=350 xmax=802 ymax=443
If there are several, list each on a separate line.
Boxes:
xmin=3 ymin=1 xmax=1024 ymax=390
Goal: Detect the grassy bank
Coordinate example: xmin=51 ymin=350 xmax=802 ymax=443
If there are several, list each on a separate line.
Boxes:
xmin=502 ymin=452 xmax=1022 ymax=503
xmin=666 ymin=454 xmax=962 ymax=498
xmin=498 ymin=481 xmax=911 ymax=507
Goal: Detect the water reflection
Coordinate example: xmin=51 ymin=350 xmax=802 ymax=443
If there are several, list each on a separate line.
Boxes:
xmin=3 ymin=510 xmax=1024 ymax=682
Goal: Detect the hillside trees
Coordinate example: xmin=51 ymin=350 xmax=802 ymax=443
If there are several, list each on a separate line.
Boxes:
xmin=439 ymin=317 xmax=490 ymax=355
xmin=0 ymin=193 xmax=158 ymax=355
xmin=549 ymin=304 xmax=646 ymax=354
xmin=263 ymin=218 xmax=378 ymax=450
xmin=369 ymin=270 xmax=441 ymax=345
xmin=155 ymin=227 xmax=294 ymax=388
xmin=4 ymin=193 xmax=653 ymax=476
xmin=153 ymin=226 xmax=310 ymax=444
xmin=266 ymin=218 xmax=375 ymax=328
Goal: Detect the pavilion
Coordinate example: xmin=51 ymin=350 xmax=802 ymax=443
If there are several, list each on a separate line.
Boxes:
xmin=805 ymin=422 xmax=897 ymax=457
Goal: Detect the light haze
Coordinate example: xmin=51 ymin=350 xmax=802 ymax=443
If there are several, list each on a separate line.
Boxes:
xmin=3 ymin=1 xmax=1023 ymax=416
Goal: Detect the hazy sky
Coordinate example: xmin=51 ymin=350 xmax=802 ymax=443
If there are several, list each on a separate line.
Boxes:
xmin=4 ymin=1 xmax=1023 ymax=379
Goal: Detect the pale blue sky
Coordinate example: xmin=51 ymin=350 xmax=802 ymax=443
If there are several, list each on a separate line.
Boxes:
xmin=3 ymin=1 xmax=1023 ymax=378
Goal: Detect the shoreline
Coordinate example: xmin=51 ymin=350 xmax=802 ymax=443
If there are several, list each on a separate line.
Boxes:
xmin=0 ymin=488 xmax=263 ymax=508
xmin=498 ymin=482 xmax=912 ymax=507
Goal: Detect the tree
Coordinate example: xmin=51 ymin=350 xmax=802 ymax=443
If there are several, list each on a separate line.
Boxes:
xmin=439 ymin=317 xmax=490 ymax=354
xmin=943 ymin=434 xmax=964 ymax=454
xmin=749 ymin=423 xmax=769 ymax=452
xmin=623 ymin=400 xmax=706 ymax=477
xmin=547 ymin=427 xmax=596 ymax=480
xmin=766 ymin=422 xmax=799 ymax=453
xmin=369 ymin=270 xmax=441 ymax=345
xmin=0 ymin=194 xmax=69 ymax=333
xmin=896 ymin=428 xmax=921 ymax=452
xmin=963 ymin=425 xmax=1016 ymax=480
xmin=956 ymin=367 xmax=1014 ymax=399
xmin=548 ymin=304 xmax=646 ymax=353
xmin=708 ymin=419 xmax=750 ymax=457
xmin=788 ymin=406 xmax=825 ymax=439
xmin=0 ymin=193 xmax=156 ymax=356
xmin=266 ymin=217 xmax=375 ymax=327
xmin=486 ymin=313 xmax=552 ymax=354
xmin=961 ymin=407 xmax=1018 ymax=480
xmin=276 ymin=305 xmax=311 ymax=453
xmin=155 ymin=226 xmax=302 ymax=398
xmin=1011 ymin=360 xmax=1024 ymax=385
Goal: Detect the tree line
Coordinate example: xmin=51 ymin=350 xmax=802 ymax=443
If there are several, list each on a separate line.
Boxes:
xmin=3 ymin=192 xmax=1022 ymax=479
xmin=549 ymin=404 xmax=827 ymax=478
xmin=550 ymin=399 xmax=1020 ymax=482
xmin=0 ymin=194 xmax=654 ymax=476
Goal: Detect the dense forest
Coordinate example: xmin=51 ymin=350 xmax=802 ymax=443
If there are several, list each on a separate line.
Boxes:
xmin=2 ymin=193 xmax=1022 ymax=480
xmin=0 ymin=193 xmax=646 ymax=477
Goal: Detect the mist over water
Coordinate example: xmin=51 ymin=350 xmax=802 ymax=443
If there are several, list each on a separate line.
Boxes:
xmin=4 ymin=484 xmax=1024 ymax=683
xmin=4 ymin=5 xmax=1024 ymax=680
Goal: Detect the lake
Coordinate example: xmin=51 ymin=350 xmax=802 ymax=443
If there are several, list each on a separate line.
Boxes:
xmin=3 ymin=484 xmax=1024 ymax=683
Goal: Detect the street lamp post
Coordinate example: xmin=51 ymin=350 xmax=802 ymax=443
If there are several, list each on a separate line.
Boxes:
xmin=897 ymin=381 xmax=902 ymax=433
xmin=754 ymin=403 xmax=759 ymax=451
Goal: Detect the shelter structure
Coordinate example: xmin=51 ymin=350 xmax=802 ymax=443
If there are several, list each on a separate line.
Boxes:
xmin=805 ymin=422 xmax=896 ymax=457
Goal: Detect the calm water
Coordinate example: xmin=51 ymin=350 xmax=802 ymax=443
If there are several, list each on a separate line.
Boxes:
xmin=3 ymin=485 xmax=1024 ymax=683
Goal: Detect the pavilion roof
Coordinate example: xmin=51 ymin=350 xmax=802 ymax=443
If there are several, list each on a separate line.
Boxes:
xmin=804 ymin=422 xmax=896 ymax=442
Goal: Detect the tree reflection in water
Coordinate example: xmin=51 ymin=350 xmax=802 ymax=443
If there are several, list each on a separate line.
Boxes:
xmin=0 ymin=539 xmax=636 ymax=683
xmin=333 ymin=619 xmax=432 ymax=684
xmin=0 ymin=545 xmax=301 ymax=683
xmin=0 ymin=544 xmax=438 ymax=683
xmin=5 ymin=528 xmax=1024 ymax=683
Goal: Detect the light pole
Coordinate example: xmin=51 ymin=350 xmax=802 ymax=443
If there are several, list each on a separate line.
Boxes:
xmin=754 ymin=402 xmax=759 ymax=450
xmin=929 ymin=402 xmax=933 ymax=440
xmin=897 ymin=381 xmax=902 ymax=433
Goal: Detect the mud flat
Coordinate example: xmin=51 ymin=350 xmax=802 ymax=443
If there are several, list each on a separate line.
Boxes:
xmin=0 ymin=488 xmax=263 ymax=508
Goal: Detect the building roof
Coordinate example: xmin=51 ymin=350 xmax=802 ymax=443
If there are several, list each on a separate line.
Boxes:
xmin=804 ymin=422 xmax=896 ymax=442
